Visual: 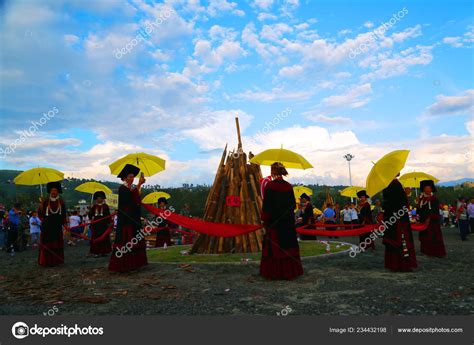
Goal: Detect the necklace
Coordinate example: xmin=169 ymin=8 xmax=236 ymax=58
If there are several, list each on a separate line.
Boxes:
xmin=46 ymin=199 xmax=61 ymax=216
xmin=94 ymin=204 xmax=104 ymax=217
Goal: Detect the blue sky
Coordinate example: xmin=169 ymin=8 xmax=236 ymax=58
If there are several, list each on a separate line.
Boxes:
xmin=0 ymin=0 xmax=473 ymax=187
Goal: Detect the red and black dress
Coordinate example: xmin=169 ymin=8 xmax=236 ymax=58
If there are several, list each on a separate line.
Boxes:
xmin=108 ymin=184 xmax=148 ymax=272
xmin=359 ymin=201 xmax=375 ymax=250
xmin=89 ymin=203 xmax=112 ymax=255
xmin=38 ymin=198 xmax=66 ymax=266
xmin=382 ymin=179 xmax=417 ymax=271
xmin=417 ymin=194 xmax=446 ymax=257
xmin=260 ymin=178 xmax=303 ymax=280
xmin=155 ymin=209 xmax=172 ymax=247
xmin=299 ymin=201 xmax=316 ymax=241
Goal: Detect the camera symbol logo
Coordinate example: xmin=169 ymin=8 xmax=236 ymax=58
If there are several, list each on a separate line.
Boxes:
xmin=12 ymin=322 xmax=29 ymax=339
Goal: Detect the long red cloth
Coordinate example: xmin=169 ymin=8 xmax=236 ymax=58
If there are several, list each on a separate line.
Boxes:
xmin=143 ymin=204 xmax=430 ymax=238
xmin=143 ymin=204 xmax=262 ymax=238
xmin=66 ymin=213 xmax=115 ymax=231
xmin=65 ymin=213 xmax=115 ymax=243
xmin=296 ymin=222 xmax=429 ymax=237
xmin=68 ymin=225 xmax=113 ymax=243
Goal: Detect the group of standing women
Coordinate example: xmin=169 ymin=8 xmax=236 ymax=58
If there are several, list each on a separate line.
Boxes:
xmin=35 ymin=162 xmax=447 ymax=281
xmin=259 ymin=164 xmax=447 ymax=279
xmin=37 ymin=164 xmax=148 ymax=273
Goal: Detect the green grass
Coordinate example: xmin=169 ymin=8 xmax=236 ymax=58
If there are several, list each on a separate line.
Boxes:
xmin=146 ymin=241 xmax=352 ymax=263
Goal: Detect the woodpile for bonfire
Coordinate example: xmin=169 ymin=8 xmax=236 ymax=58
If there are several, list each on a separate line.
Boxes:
xmin=322 ymin=188 xmax=335 ymax=210
xmin=190 ymin=118 xmax=264 ymax=254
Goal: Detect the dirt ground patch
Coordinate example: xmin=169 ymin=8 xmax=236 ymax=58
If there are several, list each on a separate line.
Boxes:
xmin=0 ymin=228 xmax=472 ymax=316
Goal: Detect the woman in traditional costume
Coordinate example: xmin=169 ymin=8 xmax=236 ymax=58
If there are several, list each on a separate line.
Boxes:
xmin=155 ymin=197 xmax=172 ymax=247
xmin=298 ymin=193 xmax=316 ymax=240
xmin=417 ymin=180 xmax=446 ymax=257
xmin=260 ymin=162 xmax=303 ymax=280
xmin=89 ymin=191 xmax=112 ymax=257
xmin=357 ymin=190 xmax=375 ymax=250
xmin=38 ymin=182 xmax=66 ymax=266
xmin=108 ymin=164 xmax=148 ymax=272
xmin=382 ymin=177 xmax=417 ymax=272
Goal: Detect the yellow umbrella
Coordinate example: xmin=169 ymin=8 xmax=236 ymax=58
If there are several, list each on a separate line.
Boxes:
xmin=142 ymin=191 xmax=171 ymax=204
xmin=366 ymin=150 xmax=410 ymax=197
xmin=399 ymin=172 xmax=439 ymax=188
xmin=14 ymin=167 xmax=64 ymax=196
xmin=293 ymin=186 xmax=313 ymax=200
xmin=75 ymin=182 xmax=112 ymax=195
xmin=250 ymin=148 xmax=313 ymax=169
xmin=109 ymin=152 xmax=166 ymax=177
xmin=313 ymin=207 xmax=322 ymax=215
xmin=340 ymin=186 xmax=366 ymax=198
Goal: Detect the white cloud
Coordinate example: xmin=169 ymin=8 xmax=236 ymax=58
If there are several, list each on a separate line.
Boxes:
xmin=207 ymin=0 xmax=245 ymax=17
xmin=252 ymin=0 xmax=274 ymax=10
xmin=260 ymin=23 xmax=294 ymax=42
xmin=304 ymin=115 xmax=352 ymax=124
xmin=64 ymin=34 xmax=80 ymax=45
xmin=364 ymin=21 xmax=374 ymax=29
xmin=442 ymin=26 xmax=474 ymax=48
xmin=360 ymin=45 xmax=433 ymax=81
xmin=322 ymin=83 xmax=373 ymax=109
xmin=278 ymin=64 xmax=304 ymax=78
xmin=257 ymin=12 xmax=278 ymax=21
xmin=183 ymin=110 xmax=253 ymax=150
xmin=193 ymin=39 xmax=246 ymax=67
xmin=425 ymin=89 xmax=474 ymax=117
xmin=235 ymin=87 xmax=314 ymax=102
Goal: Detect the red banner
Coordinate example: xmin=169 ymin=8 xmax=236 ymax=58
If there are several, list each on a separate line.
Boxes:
xmin=226 ymin=196 xmax=241 ymax=207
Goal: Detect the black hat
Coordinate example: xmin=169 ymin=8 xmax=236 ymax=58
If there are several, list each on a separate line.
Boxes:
xmin=47 ymin=181 xmax=62 ymax=193
xmin=420 ymin=180 xmax=436 ymax=192
xmin=117 ymin=164 xmax=140 ymax=179
xmin=300 ymin=193 xmax=311 ymax=201
xmin=357 ymin=190 xmax=369 ymax=199
xmin=93 ymin=191 xmax=106 ymax=200
xmin=157 ymin=197 xmax=168 ymax=204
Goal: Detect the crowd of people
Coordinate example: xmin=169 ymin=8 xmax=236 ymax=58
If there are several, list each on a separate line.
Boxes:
xmin=0 ymin=162 xmax=473 ymax=281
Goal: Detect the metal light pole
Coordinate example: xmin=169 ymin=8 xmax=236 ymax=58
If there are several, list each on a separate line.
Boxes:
xmin=343 ymin=153 xmax=355 ymax=202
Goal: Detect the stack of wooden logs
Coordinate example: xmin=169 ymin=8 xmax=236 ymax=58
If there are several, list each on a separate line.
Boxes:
xmin=322 ymin=188 xmax=335 ymax=210
xmin=190 ymin=118 xmax=264 ymax=254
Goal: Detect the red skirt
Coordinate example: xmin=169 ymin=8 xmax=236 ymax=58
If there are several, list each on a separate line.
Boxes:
xmin=260 ymin=228 xmax=303 ymax=280
xmin=419 ymin=223 xmax=446 ymax=257
xmin=155 ymin=228 xmax=172 ymax=247
xmin=38 ymin=232 xmax=64 ymax=267
xmin=383 ymin=221 xmax=417 ymax=272
xmin=384 ymin=248 xmax=417 ymax=272
xmin=108 ymin=225 xmax=148 ymax=272
xmin=90 ymin=227 xmax=112 ymax=255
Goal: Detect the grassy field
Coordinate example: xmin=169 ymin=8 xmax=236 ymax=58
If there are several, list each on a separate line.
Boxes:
xmin=146 ymin=241 xmax=352 ymax=263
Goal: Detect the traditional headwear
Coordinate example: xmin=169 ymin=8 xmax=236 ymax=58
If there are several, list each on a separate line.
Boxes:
xmin=300 ymin=193 xmax=311 ymax=201
xmin=117 ymin=164 xmax=140 ymax=179
xmin=420 ymin=180 xmax=436 ymax=193
xmin=46 ymin=181 xmax=62 ymax=193
xmin=157 ymin=197 xmax=168 ymax=204
xmin=357 ymin=190 xmax=369 ymax=199
xmin=93 ymin=191 xmax=106 ymax=200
